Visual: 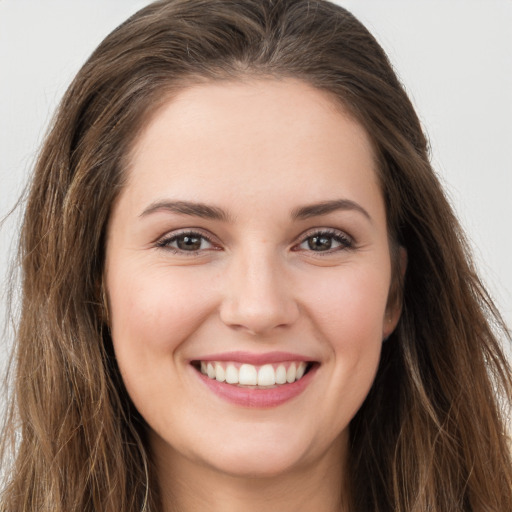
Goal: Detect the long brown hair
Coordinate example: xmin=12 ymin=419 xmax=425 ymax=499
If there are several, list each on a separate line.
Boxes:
xmin=1 ymin=1 xmax=511 ymax=510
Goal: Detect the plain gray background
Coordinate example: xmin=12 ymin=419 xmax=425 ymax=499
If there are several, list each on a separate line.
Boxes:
xmin=1 ymin=1 xmax=511 ymax=381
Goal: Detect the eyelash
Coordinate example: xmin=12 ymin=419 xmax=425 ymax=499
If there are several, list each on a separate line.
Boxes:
xmin=155 ymin=228 xmax=354 ymax=255
xmin=294 ymin=228 xmax=354 ymax=254
xmin=155 ymin=230 xmax=218 ymax=254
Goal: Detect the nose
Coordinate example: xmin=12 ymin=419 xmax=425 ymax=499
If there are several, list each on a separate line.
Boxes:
xmin=219 ymin=249 xmax=299 ymax=335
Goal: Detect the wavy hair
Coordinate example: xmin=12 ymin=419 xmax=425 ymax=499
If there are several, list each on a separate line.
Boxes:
xmin=1 ymin=1 xmax=511 ymax=510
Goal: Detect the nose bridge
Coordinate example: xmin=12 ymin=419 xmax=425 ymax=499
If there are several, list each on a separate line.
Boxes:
xmin=219 ymin=244 xmax=298 ymax=334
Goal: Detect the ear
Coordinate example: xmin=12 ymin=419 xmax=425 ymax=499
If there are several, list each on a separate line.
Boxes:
xmin=383 ymin=246 xmax=407 ymax=340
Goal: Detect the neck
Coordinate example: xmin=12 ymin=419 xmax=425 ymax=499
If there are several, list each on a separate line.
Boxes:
xmin=150 ymin=433 xmax=350 ymax=512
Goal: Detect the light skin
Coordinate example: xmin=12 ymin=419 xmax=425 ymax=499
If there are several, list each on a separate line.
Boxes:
xmin=105 ymin=78 xmax=402 ymax=512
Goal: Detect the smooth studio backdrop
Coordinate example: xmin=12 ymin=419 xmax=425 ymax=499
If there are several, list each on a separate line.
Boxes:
xmin=1 ymin=1 xmax=511 ymax=381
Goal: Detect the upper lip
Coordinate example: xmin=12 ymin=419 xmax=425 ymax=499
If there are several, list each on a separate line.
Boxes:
xmin=191 ymin=351 xmax=315 ymax=365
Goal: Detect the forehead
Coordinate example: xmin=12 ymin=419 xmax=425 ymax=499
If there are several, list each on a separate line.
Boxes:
xmin=121 ymin=78 xmax=381 ymax=218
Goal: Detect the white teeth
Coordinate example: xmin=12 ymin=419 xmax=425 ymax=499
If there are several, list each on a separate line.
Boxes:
xmin=296 ymin=362 xmax=306 ymax=380
xmin=215 ymin=363 xmax=225 ymax=382
xmin=225 ymin=364 xmax=238 ymax=384
xmin=286 ymin=363 xmax=296 ymax=383
xmin=257 ymin=364 xmax=276 ymax=386
xmin=275 ymin=365 xmax=287 ymax=385
xmin=198 ymin=361 xmax=311 ymax=387
xmin=239 ymin=364 xmax=257 ymax=385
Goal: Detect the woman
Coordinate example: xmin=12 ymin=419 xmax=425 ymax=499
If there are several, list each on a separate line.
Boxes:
xmin=1 ymin=0 xmax=511 ymax=510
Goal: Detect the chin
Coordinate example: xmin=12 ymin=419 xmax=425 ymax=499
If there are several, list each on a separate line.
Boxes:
xmin=205 ymin=448 xmax=307 ymax=479
xmin=190 ymin=427 xmax=325 ymax=479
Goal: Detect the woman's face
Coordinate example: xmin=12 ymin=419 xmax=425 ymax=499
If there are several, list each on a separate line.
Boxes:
xmin=105 ymin=79 xmax=400 ymax=479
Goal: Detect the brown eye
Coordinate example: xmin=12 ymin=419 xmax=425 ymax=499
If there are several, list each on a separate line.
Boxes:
xmin=297 ymin=230 xmax=353 ymax=253
xmin=157 ymin=232 xmax=215 ymax=252
xmin=176 ymin=234 xmax=203 ymax=251
xmin=307 ymin=235 xmax=333 ymax=251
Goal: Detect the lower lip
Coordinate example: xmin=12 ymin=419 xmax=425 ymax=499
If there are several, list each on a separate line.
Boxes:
xmin=194 ymin=364 xmax=318 ymax=408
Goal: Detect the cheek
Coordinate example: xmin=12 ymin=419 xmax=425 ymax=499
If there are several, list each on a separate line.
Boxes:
xmin=301 ymin=264 xmax=390 ymax=418
xmin=107 ymin=264 xmax=216 ymax=366
xmin=105 ymin=263 xmax=220 ymax=427
xmin=304 ymin=263 xmax=391 ymax=348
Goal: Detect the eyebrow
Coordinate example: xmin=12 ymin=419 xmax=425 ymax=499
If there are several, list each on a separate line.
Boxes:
xmin=291 ymin=199 xmax=372 ymax=222
xmin=139 ymin=198 xmax=372 ymax=223
xmin=139 ymin=200 xmax=231 ymax=222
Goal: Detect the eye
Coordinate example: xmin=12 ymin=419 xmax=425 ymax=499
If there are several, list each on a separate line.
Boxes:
xmin=156 ymin=231 xmax=217 ymax=253
xmin=295 ymin=229 xmax=353 ymax=253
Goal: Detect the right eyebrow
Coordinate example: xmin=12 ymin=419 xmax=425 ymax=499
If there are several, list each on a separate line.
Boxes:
xmin=139 ymin=200 xmax=232 ymax=222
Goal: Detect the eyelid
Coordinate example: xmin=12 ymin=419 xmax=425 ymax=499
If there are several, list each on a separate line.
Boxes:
xmin=292 ymin=227 xmax=354 ymax=252
xmin=153 ymin=226 xmax=354 ymax=254
xmin=154 ymin=228 xmax=221 ymax=252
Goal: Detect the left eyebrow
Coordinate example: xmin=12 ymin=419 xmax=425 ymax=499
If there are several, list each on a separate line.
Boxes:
xmin=291 ymin=199 xmax=372 ymax=223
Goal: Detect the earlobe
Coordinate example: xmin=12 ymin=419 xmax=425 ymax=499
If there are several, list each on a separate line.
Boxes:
xmin=382 ymin=315 xmax=398 ymax=341
xmin=383 ymin=246 xmax=407 ymax=340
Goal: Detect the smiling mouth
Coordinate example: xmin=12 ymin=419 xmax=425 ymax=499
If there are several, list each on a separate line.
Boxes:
xmin=191 ymin=360 xmax=315 ymax=388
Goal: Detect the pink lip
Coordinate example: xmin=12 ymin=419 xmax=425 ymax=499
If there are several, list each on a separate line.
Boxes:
xmin=191 ymin=351 xmax=313 ymax=365
xmin=194 ymin=363 xmax=318 ymax=408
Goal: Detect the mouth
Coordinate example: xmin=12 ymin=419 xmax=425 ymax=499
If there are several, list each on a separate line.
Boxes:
xmin=190 ymin=356 xmax=319 ymax=408
xmin=191 ymin=360 xmax=315 ymax=388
